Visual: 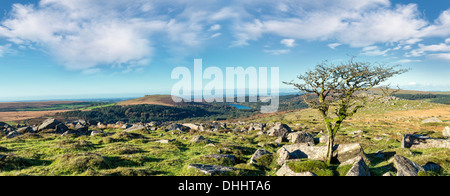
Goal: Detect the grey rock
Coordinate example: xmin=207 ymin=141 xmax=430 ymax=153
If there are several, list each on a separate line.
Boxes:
xmin=345 ymin=156 xmax=371 ymax=176
xmin=16 ymin=126 xmax=33 ymax=134
xmin=319 ymin=135 xmax=328 ymax=144
xmin=250 ymin=149 xmax=272 ymax=164
xmin=166 ymin=123 xmax=189 ymax=132
xmin=6 ymin=131 xmax=21 ymax=139
xmin=38 ymin=118 xmax=60 ymax=131
xmin=276 ymin=162 xmax=317 ymax=176
xmin=288 ymin=131 xmax=314 ymax=144
xmin=90 ymin=130 xmax=104 ymax=136
xmin=155 ymin=139 xmax=175 ymax=144
xmin=190 ymin=135 xmax=210 ymax=143
xmin=0 ymin=122 xmax=10 ymax=129
xmin=277 ymin=147 xmax=290 ymax=165
xmin=443 ymin=126 xmax=450 ymax=138
xmin=402 ymin=134 xmax=450 ymax=149
xmin=55 ymin=123 xmax=68 ymax=134
xmin=277 ymin=143 xmax=368 ymax=164
xmin=421 ymin=117 xmax=442 ymax=123
xmin=124 ymin=124 xmax=146 ymax=132
xmin=422 ymin=162 xmax=441 ymax=173
xmin=121 ymin=124 xmax=132 ymax=129
xmin=393 ymin=155 xmax=425 ymax=176
xmin=267 ymin=122 xmax=291 ymax=137
xmin=382 ymin=172 xmax=393 ymax=176
xmin=187 ymin=164 xmax=237 ymax=176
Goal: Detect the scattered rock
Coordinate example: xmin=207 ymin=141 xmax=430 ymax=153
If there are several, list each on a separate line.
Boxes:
xmin=38 ymin=118 xmax=60 ymax=131
xmin=90 ymin=130 xmax=104 ymax=136
xmin=55 ymin=123 xmax=69 ymax=134
xmin=166 ymin=123 xmax=190 ymax=132
xmin=421 ymin=117 xmax=442 ymax=123
xmin=6 ymin=131 xmax=21 ymax=139
xmin=250 ymin=149 xmax=272 ymax=164
xmin=187 ymin=164 xmax=237 ymax=176
xmin=124 ymin=124 xmax=146 ymax=132
xmin=267 ymin=122 xmax=291 ymax=137
xmin=277 ymin=143 xmax=367 ymax=165
xmin=190 ymin=135 xmax=211 ymax=143
xmin=277 ymin=147 xmax=290 ymax=165
xmin=401 ymin=134 xmax=450 ymax=149
xmin=345 ymin=156 xmax=371 ymax=176
xmin=443 ymin=126 xmax=450 ymax=138
xmin=16 ymin=126 xmax=33 ymax=134
xmin=182 ymin=123 xmax=199 ymax=131
xmin=121 ymin=124 xmax=132 ymax=129
xmin=276 ymin=162 xmax=317 ymax=176
xmin=288 ymin=131 xmax=314 ymax=144
xmin=393 ymin=155 xmax=425 ymax=176
xmin=319 ymin=135 xmax=328 ymax=144
xmin=382 ymin=172 xmax=393 ymax=176
xmin=155 ymin=139 xmax=175 ymax=144
xmin=422 ymin=162 xmax=442 ymax=173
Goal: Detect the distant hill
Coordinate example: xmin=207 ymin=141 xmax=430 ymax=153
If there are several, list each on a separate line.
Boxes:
xmin=369 ymin=87 xmax=450 ymax=95
xmin=118 ymin=95 xmax=183 ymax=107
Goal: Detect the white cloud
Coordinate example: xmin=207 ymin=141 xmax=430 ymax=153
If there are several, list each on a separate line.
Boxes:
xmin=209 ymin=24 xmax=221 ymax=31
xmin=361 ymin=46 xmax=391 ymax=56
xmin=328 ymin=43 xmax=342 ymax=49
xmin=2 ymin=0 xmax=450 ymax=69
xmin=0 ymin=0 xmax=223 ymax=71
xmin=428 ymin=53 xmax=450 ymax=61
xmin=0 ymin=1 xmax=161 ymax=71
xmin=263 ymin=49 xmax=290 ymax=55
xmin=211 ymin=33 xmax=222 ymax=38
xmin=280 ymin=39 xmax=296 ymax=47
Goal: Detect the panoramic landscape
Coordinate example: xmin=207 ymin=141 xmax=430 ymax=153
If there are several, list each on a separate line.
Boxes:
xmin=1 ymin=0 xmax=450 ymax=178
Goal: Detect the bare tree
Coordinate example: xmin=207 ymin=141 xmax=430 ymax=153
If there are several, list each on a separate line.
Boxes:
xmin=284 ymin=57 xmax=408 ymax=164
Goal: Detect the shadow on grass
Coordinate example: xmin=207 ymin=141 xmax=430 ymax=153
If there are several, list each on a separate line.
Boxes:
xmin=0 ymin=154 xmax=52 ymax=172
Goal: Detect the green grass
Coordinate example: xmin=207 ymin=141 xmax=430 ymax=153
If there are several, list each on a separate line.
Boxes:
xmin=1 ymin=99 xmax=449 ymax=176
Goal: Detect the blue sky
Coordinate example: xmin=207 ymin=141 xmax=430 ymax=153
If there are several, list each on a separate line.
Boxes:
xmin=0 ymin=0 xmax=449 ymax=101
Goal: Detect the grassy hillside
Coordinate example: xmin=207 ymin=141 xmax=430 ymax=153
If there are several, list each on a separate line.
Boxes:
xmin=1 ymin=98 xmax=449 ymax=176
xmin=118 ymin=95 xmax=181 ymax=107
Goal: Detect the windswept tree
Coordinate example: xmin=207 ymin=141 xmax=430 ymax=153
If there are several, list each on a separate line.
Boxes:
xmin=284 ymin=57 xmax=408 ymax=164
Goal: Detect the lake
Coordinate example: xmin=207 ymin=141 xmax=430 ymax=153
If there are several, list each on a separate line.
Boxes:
xmin=229 ymin=104 xmax=252 ymax=110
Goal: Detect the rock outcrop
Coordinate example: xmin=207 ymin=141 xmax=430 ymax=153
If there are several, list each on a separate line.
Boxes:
xmin=401 ymin=134 xmax=450 ymax=149
xmin=276 ymin=162 xmax=317 ymax=176
xmin=393 ymin=155 xmax=425 ymax=176
xmin=276 ymin=143 xmax=367 ymax=165
xmin=249 ymin=149 xmax=272 ymax=164
xmin=187 ymin=164 xmax=237 ymax=176
xmin=345 ymin=156 xmax=371 ymax=176
xmin=288 ymin=131 xmax=315 ymax=144
xmin=267 ymin=122 xmax=291 ymax=138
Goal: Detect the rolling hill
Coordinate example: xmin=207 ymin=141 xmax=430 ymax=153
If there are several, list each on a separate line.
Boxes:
xmin=117 ymin=95 xmax=182 ymax=107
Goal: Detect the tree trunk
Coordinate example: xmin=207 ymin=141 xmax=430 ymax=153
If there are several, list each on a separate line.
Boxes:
xmin=326 ymin=134 xmax=334 ymax=165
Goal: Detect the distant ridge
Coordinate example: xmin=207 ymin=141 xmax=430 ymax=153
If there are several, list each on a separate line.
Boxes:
xmin=369 ymin=87 xmax=450 ymax=95
xmin=117 ymin=95 xmax=183 ymax=107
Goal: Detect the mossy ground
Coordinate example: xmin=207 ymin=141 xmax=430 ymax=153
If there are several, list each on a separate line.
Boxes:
xmin=1 ymin=100 xmax=449 ymax=176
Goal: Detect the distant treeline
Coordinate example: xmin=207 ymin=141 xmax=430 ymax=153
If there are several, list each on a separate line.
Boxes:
xmin=55 ymin=95 xmax=309 ymax=123
xmin=393 ymin=94 xmax=450 ymax=105
xmin=55 ymin=103 xmax=257 ymax=124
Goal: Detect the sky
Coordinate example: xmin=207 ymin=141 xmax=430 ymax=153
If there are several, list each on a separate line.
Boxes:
xmin=0 ymin=0 xmax=449 ymax=101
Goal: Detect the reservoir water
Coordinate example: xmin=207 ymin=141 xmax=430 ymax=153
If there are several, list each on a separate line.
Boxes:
xmin=229 ymin=104 xmax=252 ymax=110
